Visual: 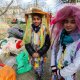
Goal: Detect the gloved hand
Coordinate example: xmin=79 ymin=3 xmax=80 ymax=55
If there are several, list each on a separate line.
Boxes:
xmin=51 ymin=66 xmax=65 ymax=80
xmin=57 ymin=69 xmax=65 ymax=80
xmin=51 ymin=66 xmax=57 ymax=73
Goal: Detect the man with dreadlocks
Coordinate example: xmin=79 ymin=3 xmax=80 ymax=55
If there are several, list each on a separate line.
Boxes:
xmin=51 ymin=5 xmax=80 ymax=80
xmin=23 ymin=8 xmax=50 ymax=80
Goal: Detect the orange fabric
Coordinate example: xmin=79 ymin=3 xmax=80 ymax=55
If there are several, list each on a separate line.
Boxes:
xmin=0 ymin=65 xmax=16 ymax=80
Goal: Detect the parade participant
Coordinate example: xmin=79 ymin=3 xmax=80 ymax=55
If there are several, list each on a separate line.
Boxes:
xmin=51 ymin=5 xmax=80 ymax=80
xmin=23 ymin=8 xmax=50 ymax=80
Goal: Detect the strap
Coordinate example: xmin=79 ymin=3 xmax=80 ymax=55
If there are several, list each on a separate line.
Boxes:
xmin=76 ymin=42 xmax=80 ymax=52
xmin=74 ymin=42 xmax=80 ymax=57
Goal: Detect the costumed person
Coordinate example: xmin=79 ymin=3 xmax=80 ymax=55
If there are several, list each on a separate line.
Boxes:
xmin=51 ymin=5 xmax=80 ymax=80
xmin=23 ymin=8 xmax=50 ymax=80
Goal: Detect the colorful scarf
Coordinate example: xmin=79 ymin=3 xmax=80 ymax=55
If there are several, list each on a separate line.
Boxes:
xmin=58 ymin=29 xmax=80 ymax=69
xmin=31 ymin=24 xmax=46 ymax=50
xmin=60 ymin=29 xmax=74 ymax=46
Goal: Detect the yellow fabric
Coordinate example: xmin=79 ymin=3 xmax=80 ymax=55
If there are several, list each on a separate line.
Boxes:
xmin=23 ymin=16 xmax=32 ymax=44
xmin=39 ymin=25 xmax=45 ymax=48
xmin=0 ymin=65 xmax=16 ymax=80
xmin=42 ymin=15 xmax=50 ymax=35
xmin=23 ymin=23 xmax=46 ymax=49
xmin=31 ymin=25 xmax=45 ymax=48
xmin=34 ymin=57 xmax=41 ymax=68
xmin=57 ymin=50 xmax=66 ymax=69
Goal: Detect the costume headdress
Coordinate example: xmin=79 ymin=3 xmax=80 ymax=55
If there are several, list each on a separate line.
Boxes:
xmin=23 ymin=8 xmax=50 ymax=44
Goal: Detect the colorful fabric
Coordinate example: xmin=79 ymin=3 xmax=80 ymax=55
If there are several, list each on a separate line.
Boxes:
xmin=0 ymin=65 xmax=16 ymax=80
xmin=1 ymin=37 xmax=24 ymax=55
xmin=54 ymin=40 xmax=80 ymax=80
xmin=31 ymin=25 xmax=46 ymax=50
xmin=24 ymin=9 xmax=50 ymax=78
xmin=31 ymin=57 xmax=44 ymax=76
xmin=25 ymin=25 xmax=47 ymax=76
xmin=23 ymin=15 xmax=50 ymax=45
xmin=16 ymin=50 xmax=32 ymax=74
xmin=30 ymin=25 xmax=46 ymax=76
xmin=23 ymin=17 xmax=32 ymax=44
xmin=58 ymin=29 xmax=80 ymax=69
xmin=60 ymin=29 xmax=74 ymax=46
xmin=57 ymin=49 xmax=66 ymax=69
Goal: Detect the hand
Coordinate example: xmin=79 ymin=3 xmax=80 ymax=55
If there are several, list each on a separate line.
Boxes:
xmin=51 ymin=66 xmax=57 ymax=73
xmin=32 ymin=52 xmax=39 ymax=58
xmin=51 ymin=67 xmax=65 ymax=80
xmin=57 ymin=69 xmax=65 ymax=80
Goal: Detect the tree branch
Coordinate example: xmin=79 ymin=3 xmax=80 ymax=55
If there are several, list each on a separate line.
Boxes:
xmin=0 ymin=0 xmax=13 ymax=16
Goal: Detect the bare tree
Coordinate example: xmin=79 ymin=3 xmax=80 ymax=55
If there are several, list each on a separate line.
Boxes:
xmin=0 ymin=0 xmax=13 ymax=16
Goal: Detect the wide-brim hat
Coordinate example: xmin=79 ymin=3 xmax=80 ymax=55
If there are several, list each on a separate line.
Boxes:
xmin=25 ymin=8 xmax=47 ymax=15
xmin=25 ymin=8 xmax=49 ymax=24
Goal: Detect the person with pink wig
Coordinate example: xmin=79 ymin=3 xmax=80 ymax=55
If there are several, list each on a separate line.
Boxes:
xmin=51 ymin=5 xmax=80 ymax=80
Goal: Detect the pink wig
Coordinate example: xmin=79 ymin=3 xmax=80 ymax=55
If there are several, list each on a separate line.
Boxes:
xmin=51 ymin=5 xmax=80 ymax=45
xmin=54 ymin=5 xmax=80 ymax=29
